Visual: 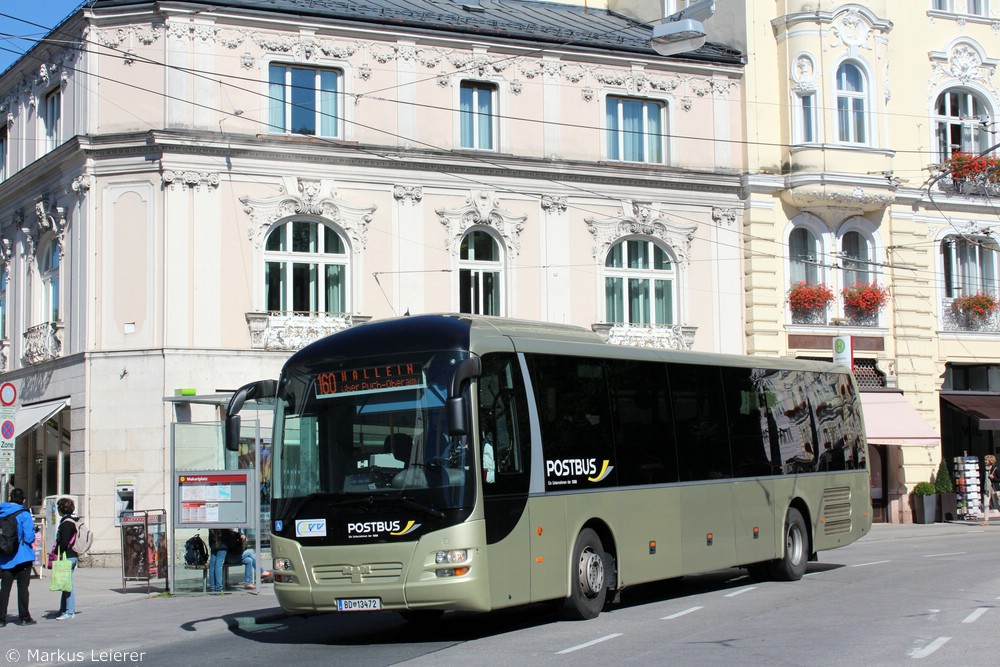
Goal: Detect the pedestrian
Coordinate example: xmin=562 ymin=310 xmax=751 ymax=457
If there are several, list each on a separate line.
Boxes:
xmin=207 ymin=529 xmax=228 ymax=593
xmin=53 ymin=497 xmax=80 ymax=620
xmin=0 ymin=487 xmax=37 ymax=626
xmin=986 ymin=454 xmax=999 ymax=511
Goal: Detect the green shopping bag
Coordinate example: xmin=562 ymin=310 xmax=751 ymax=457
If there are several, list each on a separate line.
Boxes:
xmin=50 ymin=552 xmax=72 ymax=592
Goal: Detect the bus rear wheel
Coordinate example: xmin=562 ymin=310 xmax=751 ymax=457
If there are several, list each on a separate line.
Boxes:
xmin=767 ymin=507 xmax=808 ymax=581
xmin=561 ymin=528 xmax=608 ymax=620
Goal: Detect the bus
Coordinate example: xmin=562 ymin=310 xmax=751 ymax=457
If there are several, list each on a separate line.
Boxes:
xmin=225 ymin=314 xmax=871 ymax=620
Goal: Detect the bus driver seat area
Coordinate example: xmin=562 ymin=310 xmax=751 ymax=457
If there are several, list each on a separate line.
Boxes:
xmin=386 ymin=433 xmax=429 ymax=488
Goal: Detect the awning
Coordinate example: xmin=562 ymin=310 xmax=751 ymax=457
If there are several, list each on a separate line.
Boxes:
xmin=13 ymin=398 xmax=69 ymax=439
xmin=942 ymin=394 xmax=1000 ymax=431
xmin=860 ymin=392 xmax=940 ymax=447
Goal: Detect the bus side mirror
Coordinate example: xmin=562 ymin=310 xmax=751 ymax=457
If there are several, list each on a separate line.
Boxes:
xmin=225 ymin=415 xmax=242 ymax=452
xmin=447 ymin=396 xmax=467 ymax=436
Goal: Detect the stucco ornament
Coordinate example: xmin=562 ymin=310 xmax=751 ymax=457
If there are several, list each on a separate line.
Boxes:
xmin=241 ymin=177 xmax=376 ymax=250
xmin=585 ymin=201 xmax=697 ymax=265
xmin=829 ymin=8 xmax=873 ymax=57
xmin=436 ymin=191 xmax=526 ymax=257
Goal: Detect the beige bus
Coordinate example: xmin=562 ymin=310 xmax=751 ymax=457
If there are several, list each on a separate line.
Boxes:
xmin=226 ymin=314 xmax=871 ymax=621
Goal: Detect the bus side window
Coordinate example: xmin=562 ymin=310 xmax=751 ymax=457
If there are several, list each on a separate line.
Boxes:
xmin=721 ymin=367 xmax=777 ymax=478
xmin=478 ymin=353 xmax=531 ymax=494
xmin=606 ymin=359 xmax=677 ymax=485
xmin=667 ymin=363 xmax=733 ymax=482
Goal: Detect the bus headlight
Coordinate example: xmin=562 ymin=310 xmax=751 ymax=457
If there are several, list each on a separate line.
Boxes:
xmin=273 ymin=558 xmax=293 ymax=571
xmin=435 ymin=549 xmax=470 ymax=577
xmin=435 ymin=549 xmax=468 ymax=565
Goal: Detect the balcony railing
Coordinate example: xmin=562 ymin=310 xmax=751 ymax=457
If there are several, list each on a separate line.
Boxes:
xmin=790 ymin=309 xmax=882 ymax=328
xmin=592 ymin=323 xmax=696 ymax=350
xmin=941 ymin=298 xmax=1000 ymax=333
xmin=937 ymin=176 xmax=1000 ymax=198
xmin=245 ymin=312 xmax=371 ymax=351
xmin=24 ymin=322 xmax=63 ymax=365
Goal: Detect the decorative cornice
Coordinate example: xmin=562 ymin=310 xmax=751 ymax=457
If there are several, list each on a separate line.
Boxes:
xmin=240 ymin=176 xmax=376 ymax=250
xmin=585 ymin=201 xmax=698 ymax=265
xmin=162 ymin=170 xmax=221 ymax=191
xmin=437 ymin=190 xmax=527 ymax=257
xmin=392 ymin=185 xmax=423 ymax=204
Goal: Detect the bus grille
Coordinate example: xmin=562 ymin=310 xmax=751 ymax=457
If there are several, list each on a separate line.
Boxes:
xmin=821 ymin=486 xmax=853 ymax=536
xmin=312 ymin=562 xmax=404 ymax=584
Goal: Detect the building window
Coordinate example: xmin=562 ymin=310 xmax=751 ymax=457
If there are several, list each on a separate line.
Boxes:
xmin=933 ymin=0 xmax=988 ymax=15
xmin=460 ymin=82 xmax=496 ymax=150
xmin=935 ymin=89 xmax=991 ymax=162
xmin=942 ymin=235 xmax=998 ymax=298
xmin=606 ymin=96 xmax=665 ymax=163
xmin=795 ymin=91 xmax=817 ymax=144
xmin=604 ymin=239 xmax=675 ymax=325
xmin=789 ymin=227 xmax=820 ymax=285
xmin=841 ymin=231 xmax=874 ymax=288
xmin=264 ymin=220 xmax=347 ymax=313
xmin=44 ymin=89 xmax=61 ymax=151
xmin=0 ymin=125 xmax=7 ymax=182
xmin=0 ymin=271 xmax=6 ymax=339
xmin=268 ymin=64 xmax=341 ymax=137
xmin=459 ymin=230 xmax=502 ymax=315
xmin=40 ymin=240 xmax=60 ymax=322
xmin=835 ymin=62 xmax=867 ymax=144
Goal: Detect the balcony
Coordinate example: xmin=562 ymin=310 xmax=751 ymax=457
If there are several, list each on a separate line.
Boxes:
xmin=245 ymin=312 xmax=371 ymax=351
xmin=23 ymin=322 xmax=63 ymax=365
xmin=592 ymin=323 xmax=696 ymax=350
xmin=941 ymin=297 xmax=1000 ymax=333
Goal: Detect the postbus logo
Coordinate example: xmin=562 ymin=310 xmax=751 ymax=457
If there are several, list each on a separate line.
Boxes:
xmin=545 ymin=458 xmax=614 ymax=485
xmin=346 ymin=519 xmax=422 ymax=539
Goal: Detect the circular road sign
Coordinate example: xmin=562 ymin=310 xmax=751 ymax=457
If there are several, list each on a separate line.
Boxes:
xmin=1 ymin=420 xmax=13 ymax=440
xmin=0 ymin=382 xmax=16 ymax=407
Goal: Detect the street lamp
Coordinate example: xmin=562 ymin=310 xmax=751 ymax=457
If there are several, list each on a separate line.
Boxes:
xmin=650 ymin=0 xmax=715 ymax=56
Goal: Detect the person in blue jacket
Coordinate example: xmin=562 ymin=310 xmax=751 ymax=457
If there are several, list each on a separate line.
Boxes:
xmin=0 ymin=488 xmax=37 ymax=626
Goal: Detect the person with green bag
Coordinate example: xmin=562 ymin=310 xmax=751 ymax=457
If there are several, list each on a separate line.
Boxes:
xmin=50 ymin=497 xmax=79 ymax=620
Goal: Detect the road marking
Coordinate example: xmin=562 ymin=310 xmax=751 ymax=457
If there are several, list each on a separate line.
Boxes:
xmin=962 ymin=607 xmax=988 ymax=624
xmin=910 ymin=637 xmax=950 ymax=659
xmin=924 ymin=552 xmax=965 ymax=558
xmin=850 ymin=560 xmax=891 ymax=568
xmin=662 ymin=606 xmax=703 ymax=620
xmin=724 ymin=586 xmax=757 ymax=598
xmin=556 ymin=633 xmax=622 ymax=654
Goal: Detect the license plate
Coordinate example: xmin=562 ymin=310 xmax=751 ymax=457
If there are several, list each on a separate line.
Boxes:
xmin=337 ymin=598 xmax=382 ymax=612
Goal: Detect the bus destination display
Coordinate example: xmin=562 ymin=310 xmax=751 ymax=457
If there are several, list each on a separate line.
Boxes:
xmin=315 ymin=363 xmax=424 ymax=398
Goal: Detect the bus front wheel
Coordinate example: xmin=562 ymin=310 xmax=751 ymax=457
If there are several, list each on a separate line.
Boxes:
xmin=561 ymin=528 xmax=608 ymax=620
xmin=767 ymin=507 xmax=808 ymax=581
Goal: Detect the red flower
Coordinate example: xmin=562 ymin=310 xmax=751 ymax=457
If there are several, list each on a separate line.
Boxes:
xmin=950 ymin=293 xmax=998 ymax=321
xmin=787 ymin=282 xmax=834 ymax=312
xmin=841 ymin=283 xmax=889 ymax=316
xmin=946 ymin=152 xmax=1000 ymax=182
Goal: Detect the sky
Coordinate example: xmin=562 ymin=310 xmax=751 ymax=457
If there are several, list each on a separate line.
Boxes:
xmin=0 ymin=1 xmax=84 ymax=73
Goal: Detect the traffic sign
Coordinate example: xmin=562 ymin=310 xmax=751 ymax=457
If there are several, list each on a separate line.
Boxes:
xmin=0 ymin=406 xmax=13 ymax=448
xmin=0 ymin=448 xmax=13 ymax=474
xmin=0 ymin=382 xmax=16 ymax=407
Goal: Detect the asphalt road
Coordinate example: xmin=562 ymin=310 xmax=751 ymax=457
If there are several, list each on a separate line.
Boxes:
xmin=3 ymin=523 xmax=998 ymax=666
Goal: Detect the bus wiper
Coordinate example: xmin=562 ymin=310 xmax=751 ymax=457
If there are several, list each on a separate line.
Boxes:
xmin=395 ymin=496 xmax=446 ymax=519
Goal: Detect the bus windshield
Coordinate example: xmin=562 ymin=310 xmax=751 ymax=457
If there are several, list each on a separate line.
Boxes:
xmin=271 ymin=349 xmax=475 ymax=516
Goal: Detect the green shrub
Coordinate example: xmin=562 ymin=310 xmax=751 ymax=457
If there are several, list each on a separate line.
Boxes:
xmin=935 ymin=460 xmax=954 ymax=494
xmin=913 ymin=481 xmax=937 ymax=495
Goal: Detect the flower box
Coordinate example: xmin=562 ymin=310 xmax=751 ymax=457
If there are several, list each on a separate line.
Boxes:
xmin=950 ymin=292 xmax=998 ymax=322
xmin=842 ymin=283 xmax=889 ymax=319
xmin=787 ymin=282 xmax=833 ymax=323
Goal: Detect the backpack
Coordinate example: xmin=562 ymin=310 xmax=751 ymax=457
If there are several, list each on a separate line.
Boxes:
xmin=67 ymin=517 xmax=94 ymax=555
xmin=184 ymin=534 xmax=208 ymax=566
xmin=0 ymin=508 xmax=26 ymax=556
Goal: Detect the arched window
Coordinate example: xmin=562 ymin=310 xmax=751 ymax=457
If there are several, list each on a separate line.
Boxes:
xmin=604 ymin=239 xmax=675 ymax=325
xmin=942 ymin=235 xmax=999 ymax=298
xmin=264 ymin=220 xmax=347 ymax=313
xmin=935 ymin=89 xmax=991 ymax=162
xmin=841 ymin=231 xmax=873 ymax=288
xmin=459 ymin=230 xmax=502 ymax=315
xmin=39 ymin=240 xmax=59 ymax=322
xmin=836 ymin=62 xmax=867 ymax=144
xmin=789 ymin=227 xmax=820 ymax=285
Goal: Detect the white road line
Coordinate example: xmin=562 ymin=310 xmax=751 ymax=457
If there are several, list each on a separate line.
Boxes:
xmin=924 ymin=552 xmax=966 ymax=558
xmin=556 ymin=633 xmax=623 ymax=655
xmin=850 ymin=560 xmax=891 ymax=568
xmin=724 ymin=586 xmax=757 ymax=598
xmin=962 ymin=607 xmax=988 ymax=624
xmin=911 ymin=637 xmax=950 ymax=659
xmin=662 ymin=606 xmax=704 ymax=620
